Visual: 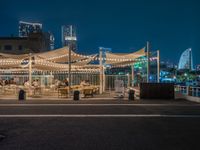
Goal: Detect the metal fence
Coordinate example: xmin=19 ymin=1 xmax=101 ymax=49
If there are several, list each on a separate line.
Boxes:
xmin=0 ymin=72 xmax=100 ymax=86
xmin=175 ymin=85 xmax=200 ymax=97
xmin=105 ymin=75 xmax=130 ymax=90
xmin=189 ymin=86 xmax=200 ymax=97
xmin=0 ymin=73 xmax=133 ymax=92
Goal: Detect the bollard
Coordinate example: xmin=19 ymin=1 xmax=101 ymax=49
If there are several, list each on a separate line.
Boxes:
xmin=18 ymin=89 xmax=26 ymax=100
xmin=128 ymin=89 xmax=135 ymax=100
xmin=73 ymin=90 xmax=80 ymax=101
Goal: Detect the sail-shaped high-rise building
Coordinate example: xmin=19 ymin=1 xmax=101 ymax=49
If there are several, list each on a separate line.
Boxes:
xmin=178 ymin=48 xmax=193 ymax=70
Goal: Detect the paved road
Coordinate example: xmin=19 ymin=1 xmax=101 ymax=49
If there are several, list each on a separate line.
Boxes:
xmin=0 ymin=99 xmax=200 ymax=150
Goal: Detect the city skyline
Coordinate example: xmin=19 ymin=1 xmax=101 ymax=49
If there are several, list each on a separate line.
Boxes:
xmin=0 ymin=0 xmax=199 ymax=65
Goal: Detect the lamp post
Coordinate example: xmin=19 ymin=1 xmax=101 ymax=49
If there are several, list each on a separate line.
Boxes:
xmin=68 ymin=44 xmax=72 ymax=97
xmin=65 ymin=25 xmax=77 ymax=97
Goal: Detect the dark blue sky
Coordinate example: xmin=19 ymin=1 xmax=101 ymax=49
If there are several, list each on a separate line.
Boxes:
xmin=0 ymin=0 xmax=200 ymax=65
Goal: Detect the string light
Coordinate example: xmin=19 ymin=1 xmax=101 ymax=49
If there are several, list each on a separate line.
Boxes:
xmin=0 ymin=49 xmax=158 ymax=74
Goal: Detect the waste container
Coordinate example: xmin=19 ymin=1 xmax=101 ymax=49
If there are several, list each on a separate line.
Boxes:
xmin=73 ymin=90 xmax=80 ymax=100
xmin=18 ymin=89 xmax=26 ymax=100
xmin=128 ymin=89 xmax=135 ymax=100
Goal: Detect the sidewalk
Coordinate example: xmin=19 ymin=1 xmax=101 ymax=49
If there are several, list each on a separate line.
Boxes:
xmin=0 ymin=91 xmax=129 ymax=101
xmin=0 ymin=98 xmax=195 ymax=105
xmin=0 ymin=91 xmax=196 ymax=105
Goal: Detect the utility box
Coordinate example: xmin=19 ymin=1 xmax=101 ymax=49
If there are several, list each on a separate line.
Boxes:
xmin=140 ymin=83 xmax=174 ymax=99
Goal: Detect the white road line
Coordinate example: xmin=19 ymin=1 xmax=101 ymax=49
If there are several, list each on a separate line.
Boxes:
xmin=0 ymin=114 xmax=200 ymax=118
xmin=0 ymin=104 xmax=199 ymax=107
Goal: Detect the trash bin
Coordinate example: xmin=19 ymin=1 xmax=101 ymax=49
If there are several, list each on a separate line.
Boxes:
xmin=18 ymin=89 xmax=26 ymax=100
xmin=73 ymin=90 xmax=80 ymax=100
xmin=128 ymin=89 xmax=135 ymax=100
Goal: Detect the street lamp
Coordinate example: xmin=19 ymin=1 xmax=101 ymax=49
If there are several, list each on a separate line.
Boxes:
xmin=65 ymin=25 xmax=77 ymax=97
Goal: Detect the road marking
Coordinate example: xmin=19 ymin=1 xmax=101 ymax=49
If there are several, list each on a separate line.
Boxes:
xmin=0 ymin=114 xmax=200 ymax=118
xmin=0 ymin=104 xmax=199 ymax=107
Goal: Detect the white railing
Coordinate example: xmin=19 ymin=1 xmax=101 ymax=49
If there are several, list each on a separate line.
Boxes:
xmin=175 ymin=85 xmax=200 ymax=97
xmin=189 ymin=86 xmax=200 ymax=97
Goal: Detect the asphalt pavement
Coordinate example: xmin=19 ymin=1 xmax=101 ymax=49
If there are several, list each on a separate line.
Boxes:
xmin=0 ymin=99 xmax=200 ymax=150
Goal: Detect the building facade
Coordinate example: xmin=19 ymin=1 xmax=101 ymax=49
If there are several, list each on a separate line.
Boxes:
xmin=19 ymin=21 xmax=42 ymax=37
xmin=197 ymin=65 xmax=200 ymax=71
xmin=0 ymin=37 xmax=28 ymax=54
xmin=42 ymin=32 xmax=55 ymax=51
xmin=48 ymin=32 xmax=55 ymax=50
xmin=178 ymin=48 xmax=193 ymax=70
xmin=61 ymin=25 xmax=77 ymax=51
xmin=0 ymin=32 xmax=53 ymax=54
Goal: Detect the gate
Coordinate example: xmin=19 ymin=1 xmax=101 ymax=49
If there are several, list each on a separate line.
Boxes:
xmin=105 ymin=75 xmax=130 ymax=91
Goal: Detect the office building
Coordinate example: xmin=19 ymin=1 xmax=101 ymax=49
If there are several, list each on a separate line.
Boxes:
xmin=0 ymin=32 xmax=53 ymax=54
xmin=19 ymin=21 xmax=42 ymax=37
xmin=61 ymin=25 xmax=77 ymax=51
xmin=178 ymin=48 xmax=193 ymax=70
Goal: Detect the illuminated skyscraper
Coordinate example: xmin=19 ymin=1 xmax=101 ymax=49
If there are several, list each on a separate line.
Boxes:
xmin=197 ymin=65 xmax=200 ymax=71
xmin=47 ymin=32 xmax=55 ymax=50
xmin=19 ymin=21 xmax=42 ymax=37
xmin=61 ymin=25 xmax=77 ymax=51
xmin=178 ymin=48 xmax=193 ymax=70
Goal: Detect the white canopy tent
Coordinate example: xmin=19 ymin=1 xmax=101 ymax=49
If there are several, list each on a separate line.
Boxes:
xmin=0 ymin=47 xmax=99 ymax=72
xmin=105 ymin=47 xmax=146 ymax=66
xmin=0 ymin=45 xmax=160 ymax=95
xmin=0 ymin=47 xmax=100 ymax=92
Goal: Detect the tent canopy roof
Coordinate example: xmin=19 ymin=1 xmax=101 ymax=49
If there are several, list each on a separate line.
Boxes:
xmin=0 ymin=47 xmax=98 ymax=71
xmin=105 ymin=47 xmax=146 ymax=65
xmin=0 ymin=46 xmax=147 ymax=71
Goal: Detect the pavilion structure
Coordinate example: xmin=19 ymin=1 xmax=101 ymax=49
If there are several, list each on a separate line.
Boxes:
xmin=0 ymin=44 xmax=160 ymax=98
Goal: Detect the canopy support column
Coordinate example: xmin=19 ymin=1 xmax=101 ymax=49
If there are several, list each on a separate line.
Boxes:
xmin=157 ymin=50 xmax=160 ymax=83
xmin=127 ymin=73 xmax=130 ymax=88
xmin=50 ymin=71 xmax=53 ymax=86
xmin=99 ymin=48 xmax=103 ymax=94
xmin=103 ymin=66 xmax=105 ymax=92
xmin=131 ymin=64 xmax=134 ymax=87
xmin=29 ymin=53 xmax=32 ymax=86
xmin=41 ymin=72 xmax=45 ymax=86
xmin=68 ymin=45 xmax=72 ymax=97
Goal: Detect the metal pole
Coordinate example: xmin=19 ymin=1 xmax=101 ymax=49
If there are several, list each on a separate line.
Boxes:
xmin=103 ymin=49 xmax=106 ymax=92
xmin=50 ymin=71 xmax=53 ymax=86
xmin=146 ymin=41 xmax=150 ymax=83
xmin=99 ymin=48 xmax=103 ymax=94
xmin=131 ymin=64 xmax=134 ymax=87
xmin=41 ymin=72 xmax=44 ymax=86
xmin=127 ymin=73 xmax=130 ymax=88
xmin=68 ymin=45 xmax=71 ymax=97
xmin=103 ymin=65 xmax=105 ymax=92
xmin=157 ymin=50 xmax=160 ymax=83
xmin=29 ymin=53 xmax=32 ymax=86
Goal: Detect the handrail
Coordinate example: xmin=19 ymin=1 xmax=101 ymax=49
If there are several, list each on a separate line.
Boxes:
xmin=175 ymin=85 xmax=200 ymax=97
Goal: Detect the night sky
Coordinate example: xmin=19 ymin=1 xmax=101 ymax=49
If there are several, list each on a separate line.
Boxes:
xmin=0 ymin=0 xmax=199 ymax=65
